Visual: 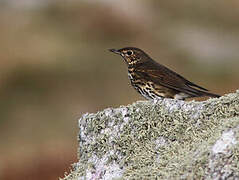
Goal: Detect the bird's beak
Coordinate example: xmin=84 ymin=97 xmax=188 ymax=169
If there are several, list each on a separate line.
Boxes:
xmin=109 ymin=49 xmax=121 ymax=55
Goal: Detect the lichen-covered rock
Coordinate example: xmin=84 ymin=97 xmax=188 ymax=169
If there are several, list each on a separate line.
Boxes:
xmin=61 ymin=90 xmax=239 ymax=180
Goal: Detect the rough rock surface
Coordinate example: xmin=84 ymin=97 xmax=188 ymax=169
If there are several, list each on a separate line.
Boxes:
xmin=61 ymin=90 xmax=239 ymax=180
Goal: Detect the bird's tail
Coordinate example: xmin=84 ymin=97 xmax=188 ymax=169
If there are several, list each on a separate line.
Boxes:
xmin=190 ymin=89 xmax=220 ymax=98
xmin=185 ymin=86 xmax=221 ymax=98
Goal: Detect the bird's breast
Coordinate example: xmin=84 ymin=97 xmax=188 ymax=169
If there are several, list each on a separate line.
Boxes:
xmin=127 ymin=68 xmax=135 ymax=81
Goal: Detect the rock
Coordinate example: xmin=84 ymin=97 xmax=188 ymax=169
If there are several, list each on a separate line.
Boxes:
xmin=61 ymin=90 xmax=239 ymax=180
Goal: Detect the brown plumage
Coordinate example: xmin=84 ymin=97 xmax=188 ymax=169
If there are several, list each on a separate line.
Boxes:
xmin=109 ymin=47 xmax=220 ymax=100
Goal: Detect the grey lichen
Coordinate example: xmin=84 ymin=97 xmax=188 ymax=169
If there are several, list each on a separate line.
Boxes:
xmin=61 ymin=90 xmax=239 ymax=180
xmin=205 ymin=122 xmax=239 ymax=180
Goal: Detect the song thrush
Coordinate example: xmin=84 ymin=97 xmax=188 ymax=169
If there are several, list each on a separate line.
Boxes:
xmin=109 ymin=47 xmax=220 ymax=100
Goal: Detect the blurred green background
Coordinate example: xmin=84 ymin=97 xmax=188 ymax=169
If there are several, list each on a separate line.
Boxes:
xmin=0 ymin=0 xmax=238 ymax=179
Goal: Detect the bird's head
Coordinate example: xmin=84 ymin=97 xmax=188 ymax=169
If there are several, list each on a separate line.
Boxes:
xmin=109 ymin=47 xmax=150 ymax=66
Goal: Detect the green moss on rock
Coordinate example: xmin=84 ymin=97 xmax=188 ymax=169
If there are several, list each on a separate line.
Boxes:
xmin=61 ymin=90 xmax=239 ymax=180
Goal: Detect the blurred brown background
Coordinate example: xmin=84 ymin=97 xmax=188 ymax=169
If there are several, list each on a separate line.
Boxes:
xmin=0 ymin=0 xmax=238 ymax=179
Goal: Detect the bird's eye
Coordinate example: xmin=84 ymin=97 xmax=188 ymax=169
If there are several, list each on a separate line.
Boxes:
xmin=126 ymin=50 xmax=133 ymax=56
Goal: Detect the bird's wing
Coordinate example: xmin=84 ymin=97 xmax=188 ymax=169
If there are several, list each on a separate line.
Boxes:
xmin=135 ymin=63 xmax=208 ymax=96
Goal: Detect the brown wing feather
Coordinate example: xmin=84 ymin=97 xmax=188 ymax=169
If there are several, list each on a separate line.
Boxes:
xmin=135 ymin=61 xmax=209 ymax=97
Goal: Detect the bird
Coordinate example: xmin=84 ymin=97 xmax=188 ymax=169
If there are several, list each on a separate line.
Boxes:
xmin=109 ymin=47 xmax=220 ymax=100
